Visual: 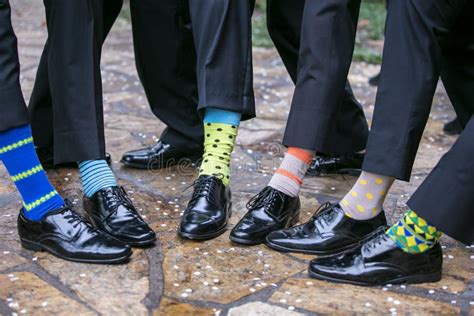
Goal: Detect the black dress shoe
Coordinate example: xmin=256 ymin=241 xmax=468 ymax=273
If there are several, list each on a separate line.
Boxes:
xmin=121 ymin=140 xmax=202 ymax=170
xmin=83 ymin=186 xmax=156 ymax=246
xmin=306 ymin=152 xmax=364 ymax=177
xmin=37 ymin=147 xmax=112 ymax=170
xmin=443 ymin=117 xmax=463 ymax=135
xmin=230 ymin=187 xmax=300 ymax=245
xmin=368 ymin=72 xmax=381 ymax=86
xmin=265 ymin=202 xmax=387 ymax=255
xmin=308 ymin=227 xmax=443 ymax=286
xmin=178 ymin=175 xmax=232 ymax=241
xmin=18 ymin=201 xmax=132 ymax=264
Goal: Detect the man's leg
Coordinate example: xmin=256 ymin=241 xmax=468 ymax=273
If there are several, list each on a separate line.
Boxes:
xmin=31 ymin=0 xmax=104 ymax=164
xmin=0 ymin=1 xmax=62 ymax=222
xmin=30 ymin=0 xmax=155 ymax=247
xmin=307 ymin=0 xmax=472 ymax=286
xmin=266 ymin=0 xmax=466 ymax=257
xmin=407 ymin=117 xmax=474 ymax=244
xmin=121 ymin=0 xmax=204 ymax=170
xmin=281 ymin=0 xmax=368 ymax=156
xmin=231 ymin=0 xmax=370 ymax=246
xmin=29 ymin=0 xmax=122 ymax=168
xmin=178 ymin=0 xmax=255 ymax=241
xmin=0 ymin=0 xmax=131 ymax=263
xmin=266 ymin=0 xmax=368 ymax=176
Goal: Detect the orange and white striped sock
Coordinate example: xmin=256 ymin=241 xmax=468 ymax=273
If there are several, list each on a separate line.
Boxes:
xmin=268 ymin=147 xmax=314 ymax=197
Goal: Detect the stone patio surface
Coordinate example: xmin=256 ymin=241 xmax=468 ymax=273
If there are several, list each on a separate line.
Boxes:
xmin=1 ymin=2 xmax=473 ymax=315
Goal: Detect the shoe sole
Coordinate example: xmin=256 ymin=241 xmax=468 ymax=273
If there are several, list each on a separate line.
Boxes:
xmin=120 ymin=157 xmax=201 ymax=170
xmin=229 ymin=212 xmax=300 ymax=246
xmin=122 ymin=237 xmax=157 ymax=247
xmin=178 ymin=226 xmax=228 ymax=241
xmin=177 ymin=203 xmax=232 ymax=241
xmin=307 ymin=168 xmax=362 ymax=177
xmin=229 ymin=235 xmax=264 ymax=245
xmin=20 ymin=238 xmax=132 ymax=264
xmin=264 ymin=238 xmax=359 ymax=256
xmin=82 ymin=213 xmax=157 ymax=248
xmin=308 ymin=269 xmax=442 ymax=286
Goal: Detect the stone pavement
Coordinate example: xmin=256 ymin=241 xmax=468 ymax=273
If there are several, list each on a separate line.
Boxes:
xmin=1 ymin=2 xmax=473 ymax=315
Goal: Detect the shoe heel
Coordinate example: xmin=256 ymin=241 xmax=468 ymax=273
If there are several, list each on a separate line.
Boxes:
xmin=402 ymin=271 xmax=442 ymax=285
xmin=340 ymin=168 xmax=362 ymax=176
xmin=227 ymin=202 xmax=233 ymax=218
xmin=289 ymin=212 xmax=300 ymax=227
xmin=21 ymin=239 xmax=44 ymax=252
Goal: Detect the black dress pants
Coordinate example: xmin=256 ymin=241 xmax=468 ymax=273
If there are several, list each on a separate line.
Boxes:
xmin=267 ymin=0 xmax=369 ymax=155
xmin=130 ymin=0 xmax=255 ymax=154
xmin=363 ymin=0 xmax=474 ymax=244
xmin=0 ymin=0 xmax=28 ymax=132
xmin=29 ymin=0 xmax=123 ymax=164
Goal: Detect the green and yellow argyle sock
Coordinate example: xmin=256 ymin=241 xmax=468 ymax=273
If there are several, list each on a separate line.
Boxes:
xmin=199 ymin=108 xmax=241 ymax=186
xmin=386 ymin=210 xmax=441 ymax=254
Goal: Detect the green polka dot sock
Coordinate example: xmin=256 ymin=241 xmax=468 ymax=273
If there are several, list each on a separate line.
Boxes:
xmin=199 ymin=109 xmax=241 ymax=186
xmin=386 ymin=210 xmax=441 ymax=254
xmin=200 ymin=123 xmax=237 ymax=186
xmin=340 ymin=171 xmax=395 ymax=220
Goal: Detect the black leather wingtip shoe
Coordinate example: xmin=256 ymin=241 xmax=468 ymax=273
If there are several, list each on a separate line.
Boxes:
xmin=178 ymin=175 xmax=232 ymax=241
xmin=306 ymin=153 xmax=364 ymax=177
xmin=121 ymin=141 xmax=202 ymax=170
xmin=308 ymin=228 xmax=443 ymax=286
xmin=84 ymin=187 xmax=156 ymax=247
xmin=230 ymin=187 xmax=300 ymax=245
xmin=265 ymin=202 xmax=387 ymax=255
xmin=18 ymin=201 xmax=132 ymax=264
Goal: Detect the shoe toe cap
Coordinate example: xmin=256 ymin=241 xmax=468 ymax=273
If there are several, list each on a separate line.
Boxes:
xmin=309 ymin=256 xmax=343 ymax=276
xmin=78 ymin=234 xmax=132 ymax=261
xmin=179 ymin=215 xmax=219 ymax=236
xmin=266 ymin=228 xmax=298 ymax=244
xmin=115 ymin=223 xmax=157 ymax=245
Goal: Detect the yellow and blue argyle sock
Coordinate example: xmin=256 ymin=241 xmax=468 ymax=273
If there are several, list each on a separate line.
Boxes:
xmin=199 ymin=108 xmax=241 ymax=186
xmin=0 ymin=125 xmax=64 ymax=221
xmin=386 ymin=210 xmax=441 ymax=254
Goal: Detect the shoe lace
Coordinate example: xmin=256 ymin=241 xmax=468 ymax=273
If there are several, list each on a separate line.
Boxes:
xmin=307 ymin=202 xmax=339 ymax=232
xmin=246 ymin=187 xmax=282 ymax=212
xmin=312 ymin=202 xmax=336 ymax=221
xmin=61 ymin=206 xmax=91 ymax=232
xmin=291 ymin=202 xmax=335 ymax=237
xmin=187 ymin=175 xmax=223 ymax=206
xmin=103 ymin=188 xmax=135 ymax=220
xmin=362 ymin=228 xmax=388 ymax=252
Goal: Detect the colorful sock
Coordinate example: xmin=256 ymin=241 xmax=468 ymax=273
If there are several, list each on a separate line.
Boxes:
xmin=386 ymin=210 xmax=441 ymax=254
xmin=78 ymin=160 xmax=117 ymax=197
xmin=199 ymin=108 xmax=241 ymax=186
xmin=0 ymin=125 xmax=64 ymax=221
xmin=268 ymin=147 xmax=314 ymax=197
xmin=340 ymin=171 xmax=394 ymax=220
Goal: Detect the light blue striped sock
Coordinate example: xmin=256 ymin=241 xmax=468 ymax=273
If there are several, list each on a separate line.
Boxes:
xmin=78 ymin=160 xmax=117 ymax=197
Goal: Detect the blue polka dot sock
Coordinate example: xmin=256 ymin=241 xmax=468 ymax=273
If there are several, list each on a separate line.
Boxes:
xmin=78 ymin=160 xmax=117 ymax=197
xmin=0 ymin=125 xmax=64 ymax=221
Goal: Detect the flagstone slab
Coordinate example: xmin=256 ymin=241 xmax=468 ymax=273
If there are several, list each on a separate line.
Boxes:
xmin=153 ymin=298 xmax=217 ymax=316
xmin=0 ymin=272 xmax=93 ymax=315
xmin=36 ymin=249 xmax=149 ymax=315
xmin=270 ymin=278 xmax=460 ymax=315
xmin=160 ymin=231 xmax=306 ymax=304
xmin=228 ymin=301 xmax=304 ymax=316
